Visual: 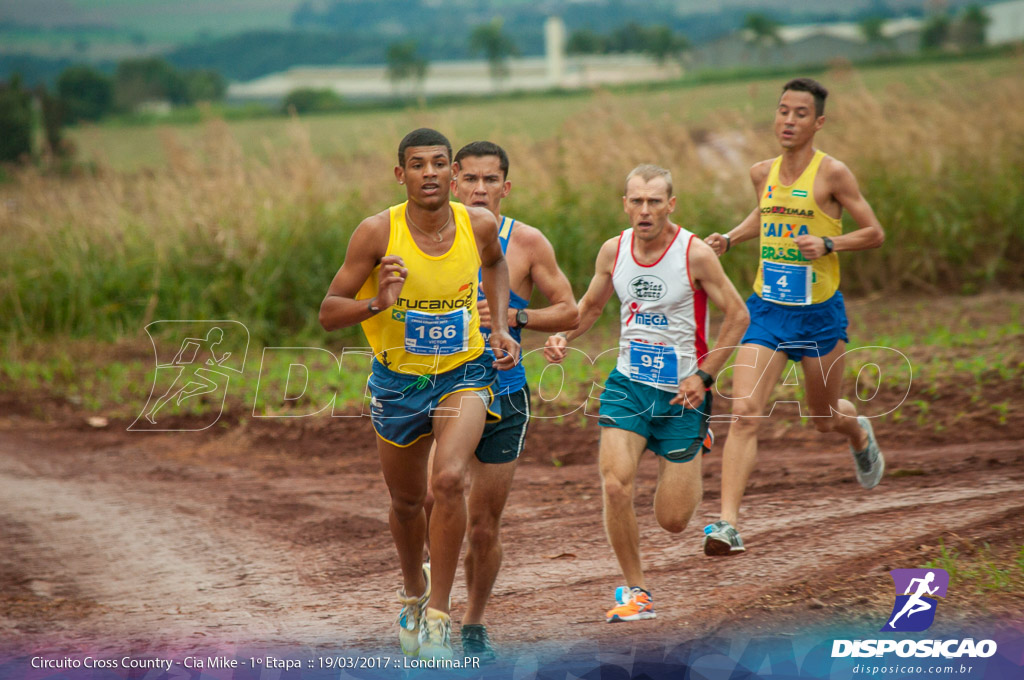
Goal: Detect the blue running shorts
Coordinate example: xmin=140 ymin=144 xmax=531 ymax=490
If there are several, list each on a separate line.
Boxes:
xmin=367 ymin=352 xmax=500 ymax=448
xmin=741 ymin=291 xmax=849 ymax=362
xmin=598 ymin=368 xmax=711 ymax=463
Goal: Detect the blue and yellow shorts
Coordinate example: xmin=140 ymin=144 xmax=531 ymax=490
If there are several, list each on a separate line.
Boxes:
xmin=367 ymin=352 xmax=500 ymax=448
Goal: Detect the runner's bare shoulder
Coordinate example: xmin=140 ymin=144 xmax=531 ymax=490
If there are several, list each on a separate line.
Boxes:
xmin=349 ymin=209 xmax=391 ymax=261
xmin=750 ymin=159 xmax=773 ymax=189
xmin=465 ymin=205 xmax=499 ymax=235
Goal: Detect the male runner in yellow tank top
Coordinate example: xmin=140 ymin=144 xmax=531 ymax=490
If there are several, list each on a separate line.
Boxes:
xmin=703 ymin=78 xmax=886 ymax=556
xmin=319 ymin=128 xmax=519 ymax=660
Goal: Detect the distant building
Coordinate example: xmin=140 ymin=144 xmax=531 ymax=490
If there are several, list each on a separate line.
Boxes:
xmin=545 ymin=16 xmax=566 ymax=87
xmin=228 ymin=4 xmax=1024 ymax=103
xmin=689 ymin=17 xmax=922 ymax=71
xmin=987 ymin=0 xmax=1024 ymax=44
xmin=228 ymin=53 xmax=680 ymax=101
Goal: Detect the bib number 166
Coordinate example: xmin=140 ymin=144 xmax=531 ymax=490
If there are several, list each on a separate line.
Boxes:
xmin=414 ymin=325 xmax=458 ymax=341
xmin=404 ymin=308 xmax=469 ymax=355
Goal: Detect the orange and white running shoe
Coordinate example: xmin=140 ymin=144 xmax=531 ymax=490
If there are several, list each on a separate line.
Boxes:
xmin=701 ymin=428 xmax=715 ymax=455
xmin=606 ymin=586 xmax=656 ymax=623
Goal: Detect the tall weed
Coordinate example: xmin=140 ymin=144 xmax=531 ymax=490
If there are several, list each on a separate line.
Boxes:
xmin=2 ymin=61 xmax=1022 ymax=344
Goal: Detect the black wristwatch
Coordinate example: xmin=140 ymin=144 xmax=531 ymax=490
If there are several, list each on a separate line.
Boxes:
xmin=822 ymin=236 xmax=835 ymax=255
xmin=695 ymin=369 xmax=714 ymax=388
xmin=515 ymin=309 xmax=529 ymax=329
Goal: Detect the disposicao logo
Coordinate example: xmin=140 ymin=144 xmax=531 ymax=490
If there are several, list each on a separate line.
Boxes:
xmin=882 ymin=568 xmax=949 ymax=632
xmin=831 ymin=567 xmax=998 ymax=660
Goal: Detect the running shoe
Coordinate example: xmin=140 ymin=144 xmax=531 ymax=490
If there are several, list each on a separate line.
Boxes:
xmin=396 ymin=564 xmax=431 ymax=657
xmin=851 ymin=416 xmax=885 ymax=489
xmin=701 ymin=428 xmax=715 ymax=455
xmin=703 ymin=519 xmax=745 ymax=556
xmin=460 ymin=624 xmax=497 ymax=663
xmin=606 ymin=586 xmax=655 ymax=623
xmin=418 ymin=607 xmax=454 ymax=661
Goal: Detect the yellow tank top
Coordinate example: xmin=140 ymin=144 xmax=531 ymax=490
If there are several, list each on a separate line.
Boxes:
xmin=357 ymin=201 xmax=484 ymax=375
xmin=752 ymin=150 xmax=842 ymax=305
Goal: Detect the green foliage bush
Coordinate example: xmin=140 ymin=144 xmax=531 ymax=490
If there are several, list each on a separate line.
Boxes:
xmin=0 ymin=76 xmax=32 ymax=162
xmin=57 ymin=65 xmax=114 ymax=123
xmin=281 ymin=87 xmax=345 ymax=114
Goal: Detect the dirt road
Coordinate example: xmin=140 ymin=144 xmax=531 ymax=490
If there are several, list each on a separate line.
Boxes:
xmin=1 ymin=400 xmax=1022 ymax=659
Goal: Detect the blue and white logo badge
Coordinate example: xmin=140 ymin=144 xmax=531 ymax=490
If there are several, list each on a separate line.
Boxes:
xmin=881 ymin=568 xmax=950 ymax=632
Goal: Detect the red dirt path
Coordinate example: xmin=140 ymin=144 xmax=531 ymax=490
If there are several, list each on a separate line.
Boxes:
xmin=1 ymin=391 xmax=1022 ymax=658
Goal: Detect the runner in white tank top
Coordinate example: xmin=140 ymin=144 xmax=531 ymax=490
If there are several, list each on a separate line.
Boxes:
xmin=544 ymin=165 xmax=749 ymax=625
xmin=612 ymin=225 xmax=709 ymax=392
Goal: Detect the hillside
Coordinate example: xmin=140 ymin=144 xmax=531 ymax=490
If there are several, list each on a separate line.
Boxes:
xmin=1 ymin=0 xmax=996 ymax=84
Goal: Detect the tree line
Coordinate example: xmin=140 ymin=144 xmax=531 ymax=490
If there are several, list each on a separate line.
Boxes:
xmin=0 ymin=58 xmax=225 ymax=163
xmin=0 ymin=5 xmax=996 ymax=163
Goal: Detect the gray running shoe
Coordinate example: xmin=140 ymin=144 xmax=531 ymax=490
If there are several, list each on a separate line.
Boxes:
xmin=702 ymin=520 xmax=745 ymax=556
xmin=461 ymin=624 xmax=497 ymax=663
xmin=851 ymin=415 xmax=885 ymax=489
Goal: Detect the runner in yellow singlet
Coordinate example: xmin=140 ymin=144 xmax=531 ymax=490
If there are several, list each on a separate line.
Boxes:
xmin=319 ymin=128 xmax=519 ymax=661
xmin=702 ymin=78 xmax=887 ymax=556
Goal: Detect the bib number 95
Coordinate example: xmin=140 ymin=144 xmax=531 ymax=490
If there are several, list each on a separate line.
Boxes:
xmin=629 ymin=341 xmax=678 ymax=385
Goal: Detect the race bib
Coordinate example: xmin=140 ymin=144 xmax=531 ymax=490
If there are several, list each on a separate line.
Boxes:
xmin=404 ymin=309 xmax=469 ymax=355
xmin=629 ymin=341 xmax=678 ymax=385
xmin=762 ymin=261 xmax=812 ymax=305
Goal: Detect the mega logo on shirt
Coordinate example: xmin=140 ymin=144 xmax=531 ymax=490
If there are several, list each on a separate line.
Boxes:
xmin=633 ymin=313 xmax=669 ymax=327
xmin=625 ymin=301 xmax=668 ymax=327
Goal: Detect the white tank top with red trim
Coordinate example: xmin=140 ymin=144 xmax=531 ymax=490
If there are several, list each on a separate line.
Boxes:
xmin=612 ymin=226 xmax=709 ymax=393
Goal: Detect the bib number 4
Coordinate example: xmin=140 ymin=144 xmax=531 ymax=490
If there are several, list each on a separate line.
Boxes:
xmin=762 ymin=261 xmax=812 ymax=305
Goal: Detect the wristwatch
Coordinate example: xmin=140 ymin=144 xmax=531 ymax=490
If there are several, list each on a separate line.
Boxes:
xmin=515 ymin=309 xmax=529 ymax=329
xmin=695 ymin=368 xmax=714 ymax=388
xmin=367 ymin=299 xmax=382 ymax=314
xmin=822 ymin=236 xmax=835 ymax=255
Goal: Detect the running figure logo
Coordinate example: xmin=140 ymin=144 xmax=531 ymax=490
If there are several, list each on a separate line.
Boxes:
xmin=881 ymin=568 xmax=950 ymax=632
xmin=132 ymin=321 xmax=249 ymax=431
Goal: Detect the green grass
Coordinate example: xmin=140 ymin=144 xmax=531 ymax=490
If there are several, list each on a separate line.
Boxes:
xmin=65 ymin=52 xmax=1022 ymax=172
xmin=925 ymin=539 xmax=1024 ymax=595
xmin=2 ymin=55 xmax=1023 ymax=348
xmin=3 ymin=293 xmax=1020 ymax=424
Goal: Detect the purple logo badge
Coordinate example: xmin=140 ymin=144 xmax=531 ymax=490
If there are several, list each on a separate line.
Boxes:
xmin=881 ymin=568 xmax=950 ymax=632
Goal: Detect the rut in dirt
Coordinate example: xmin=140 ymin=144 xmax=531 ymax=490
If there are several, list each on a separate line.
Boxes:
xmin=1 ymin=422 xmax=1021 ymax=653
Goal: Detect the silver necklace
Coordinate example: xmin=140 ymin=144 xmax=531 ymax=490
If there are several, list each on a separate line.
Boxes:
xmin=406 ymin=207 xmax=452 ymax=243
